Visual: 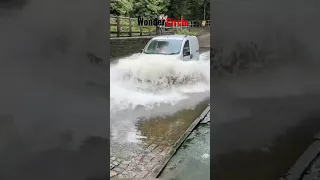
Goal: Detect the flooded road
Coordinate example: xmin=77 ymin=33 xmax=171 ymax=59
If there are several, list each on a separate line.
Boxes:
xmin=110 ymin=51 xmax=210 ymax=158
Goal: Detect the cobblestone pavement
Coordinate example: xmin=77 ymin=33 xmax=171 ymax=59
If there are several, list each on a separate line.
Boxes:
xmin=110 ymin=108 xmax=210 ymax=179
xmin=110 ymin=142 xmax=171 ymax=179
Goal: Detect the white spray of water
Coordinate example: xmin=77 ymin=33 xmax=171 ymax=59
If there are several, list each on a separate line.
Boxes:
xmin=110 ymin=51 xmax=210 ymax=113
xmin=110 ymin=51 xmax=210 ymax=143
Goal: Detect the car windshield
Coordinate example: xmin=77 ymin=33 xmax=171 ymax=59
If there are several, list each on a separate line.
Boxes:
xmin=143 ymin=39 xmax=182 ymax=55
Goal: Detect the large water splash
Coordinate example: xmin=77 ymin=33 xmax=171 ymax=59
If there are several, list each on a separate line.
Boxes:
xmin=110 ymin=51 xmax=210 ymax=143
xmin=110 ymin=51 xmax=210 ymax=113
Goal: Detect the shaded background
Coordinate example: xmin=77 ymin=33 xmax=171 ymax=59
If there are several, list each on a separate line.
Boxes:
xmin=0 ymin=0 xmax=110 ymax=179
xmin=211 ymin=0 xmax=320 ymax=179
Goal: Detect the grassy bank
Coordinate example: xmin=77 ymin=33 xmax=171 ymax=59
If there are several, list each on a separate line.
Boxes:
xmin=175 ymin=29 xmax=198 ymax=36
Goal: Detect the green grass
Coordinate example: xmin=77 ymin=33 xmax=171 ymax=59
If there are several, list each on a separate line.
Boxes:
xmin=174 ymin=28 xmax=198 ymax=36
xmin=110 ymin=17 xmax=156 ymax=37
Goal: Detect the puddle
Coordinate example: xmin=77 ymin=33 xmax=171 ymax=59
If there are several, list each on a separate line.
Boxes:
xmin=136 ymin=101 xmax=209 ymax=146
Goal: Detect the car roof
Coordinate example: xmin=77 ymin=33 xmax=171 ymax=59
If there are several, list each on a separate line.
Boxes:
xmin=153 ymin=35 xmax=192 ymax=40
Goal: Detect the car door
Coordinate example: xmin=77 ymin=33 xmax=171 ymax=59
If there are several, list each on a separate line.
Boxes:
xmin=182 ymin=40 xmax=191 ymax=61
xmin=193 ymin=37 xmax=200 ymax=60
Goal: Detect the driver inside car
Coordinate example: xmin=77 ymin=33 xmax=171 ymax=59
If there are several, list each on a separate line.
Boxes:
xmin=157 ymin=41 xmax=169 ymax=53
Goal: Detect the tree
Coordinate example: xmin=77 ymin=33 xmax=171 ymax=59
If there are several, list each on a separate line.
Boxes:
xmin=198 ymin=0 xmax=210 ymax=20
xmin=167 ymin=0 xmax=191 ymax=19
xmin=110 ymin=0 xmax=134 ymax=16
xmin=110 ymin=0 xmax=210 ymax=20
xmin=167 ymin=0 xmax=210 ymax=20
xmin=132 ymin=0 xmax=169 ymax=18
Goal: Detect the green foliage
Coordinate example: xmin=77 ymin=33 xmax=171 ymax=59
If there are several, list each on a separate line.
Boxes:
xmin=110 ymin=0 xmax=134 ymax=16
xmin=133 ymin=0 xmax=169 ymax=18
xmin=110 ymin=0 xmax=209 ymax=37
xmin=167 ymin=0 xmax=191 ymax=19
xmin=167 ymin=0 xmax=210 ymax=20
xmin=111 ymin=0 xmax=209 ymax=20
xmin=111 ymin=0 xmax=169 ymax=18
xmin=174 ymin=28 xmax=198 ymax=36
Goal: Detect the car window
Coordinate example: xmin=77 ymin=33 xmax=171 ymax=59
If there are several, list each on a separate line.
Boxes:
xmin=183 ymin=40 xmax=190 ymax=53
xmin=144 ymin=39 xmax=182 ymax=55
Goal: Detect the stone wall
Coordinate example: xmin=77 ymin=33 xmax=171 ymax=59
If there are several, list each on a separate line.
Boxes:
xmin=110 ymin=36 xmax=154 ymax=59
